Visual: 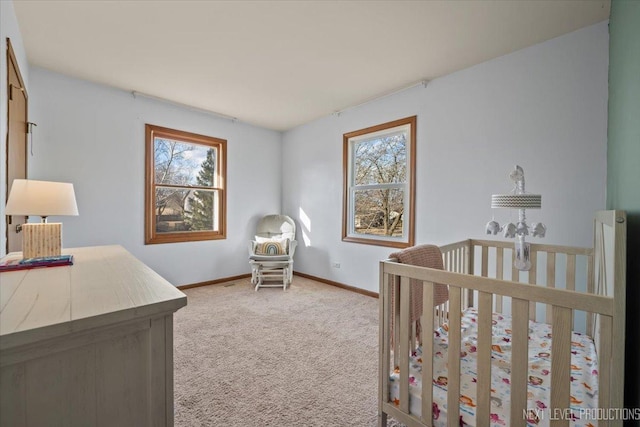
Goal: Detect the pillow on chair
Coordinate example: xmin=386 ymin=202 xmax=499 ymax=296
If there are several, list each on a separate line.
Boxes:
xmin=255 ymin=238 xmax=289 ymax=255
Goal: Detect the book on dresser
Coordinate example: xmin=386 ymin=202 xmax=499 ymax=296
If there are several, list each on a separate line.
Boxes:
xmin=0 ymin=254 xmax=73 ymax=272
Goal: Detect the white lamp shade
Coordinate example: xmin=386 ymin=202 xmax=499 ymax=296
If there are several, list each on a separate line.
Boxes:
xmin=5 ymin=179 xmax=79 ymax=217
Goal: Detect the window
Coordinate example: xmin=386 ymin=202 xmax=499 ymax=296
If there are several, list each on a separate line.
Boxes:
xmin=145 ymin=124 xmax=226 ymax=244
xmin=342 ymin=116 xmax=416 ymax=248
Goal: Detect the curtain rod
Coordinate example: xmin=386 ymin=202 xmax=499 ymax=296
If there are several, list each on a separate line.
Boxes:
xmin=332 ymin=79 xmax=429 ymax=116
xmin=131 ymin=91 xmax=238 ymax=122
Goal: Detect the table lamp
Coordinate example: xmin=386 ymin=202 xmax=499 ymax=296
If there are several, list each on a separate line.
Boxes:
xmin=5 ymin=179 xmax=79 ymax=259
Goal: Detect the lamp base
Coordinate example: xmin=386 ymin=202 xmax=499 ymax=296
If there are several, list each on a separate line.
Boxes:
xmin=22 ymin=223 xmax=62 ymax=259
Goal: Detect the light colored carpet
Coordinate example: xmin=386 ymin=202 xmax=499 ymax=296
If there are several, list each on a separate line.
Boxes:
xmin=174 ymin=276 xmax=402 ymax=426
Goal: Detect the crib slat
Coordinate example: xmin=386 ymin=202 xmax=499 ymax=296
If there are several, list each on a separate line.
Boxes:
xmin=550 ymin=306 xmax=572 ymax=427
xmin=565 ymin=254 xmax=577 ymax=330
xmin=466 ymin=247 xmax=474 ymax=308
xmin=481 ymin=246 xmax=489 ymax=277
xmin=546 ymin=252 xmax=556 ymax=324
xmin=450 ymin=250 xmax=455 ymax=271
xmin=460 ymin=247 xmax=470 ymax=308
xmin=399 ymin=276 xmax=411 ymax=414
xmin=598 ymin=315 xmax=612 ymax=427
xmin=496 ymin=247 xmax=504 ymax=312
xmin=421 ymin=283 xmax=435 ymax=424
xmin=566 ymin=254 xmax=576 ymax=292
xmin=442 ymin=301 xmax=447 ymax=325
xmin=529 ymin=251 xmax=538 ymax=321
xmin=411 ymin=322 xmax=417 ymax=352
xmin=464 ymin=242 xmax=471 ymax=275
xmin=453 ymin=248 xmax=458 ymax=271
xmin=380 ymin=270 xmax=391 ymax=410
xmin=511 ymin=298 xmax=529 ymax=427
xmin=447 ymin=287 xmax=462 ymax=427
xmin=586 ymin=252 xmax=595 ymax=336
xmin=597 ymin=222 xmax=606 ymax=297
xmin=512 ymin=250 xmax=519 ymax=282
xmin=476 ymin=292 xmax=493 ymax=427
xmin=393 ymin=278 xmax=401 ymax=367
xmin=453 ymin=247 xmax=458 ymax=273
xmin=587 ymin=249 xmax=595 ymax=296
xmin=452 ymin=249 xmax=468 ymax=300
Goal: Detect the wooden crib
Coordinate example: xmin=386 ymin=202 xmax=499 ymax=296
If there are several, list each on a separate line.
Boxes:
xmin=378 ymin=210 xmax=627 ymax=427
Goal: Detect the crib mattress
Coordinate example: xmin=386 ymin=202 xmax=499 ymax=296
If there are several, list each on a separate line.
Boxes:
xmin=389 ymin=308 xmax=599 ymax=427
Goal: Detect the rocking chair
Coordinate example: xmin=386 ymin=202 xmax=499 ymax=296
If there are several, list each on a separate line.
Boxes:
xmin=248 ymin=214 xmax=297 ymax=291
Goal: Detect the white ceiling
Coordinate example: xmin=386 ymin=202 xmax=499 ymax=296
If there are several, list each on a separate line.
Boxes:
xmin=14 ymin=0 xmax=610 ymax=131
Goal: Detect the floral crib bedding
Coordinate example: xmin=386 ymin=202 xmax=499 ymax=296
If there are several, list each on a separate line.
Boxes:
xmin=389 ymin=308 xmax=599 ymax=426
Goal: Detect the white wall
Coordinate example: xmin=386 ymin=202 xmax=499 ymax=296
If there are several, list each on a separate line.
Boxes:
xmin=1 ymin=0 xmax=30 ymax=257
xmin=28 ymin=67 xmax=282 ymax=286
xmin=282 ymin=21 xmax=610 ymax=293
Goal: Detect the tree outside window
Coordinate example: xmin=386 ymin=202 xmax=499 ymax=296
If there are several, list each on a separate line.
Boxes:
xmin=145 ymin=124 xmax=226 ymax=244
xmin=343 ymin=116 xmax=416 ymax=248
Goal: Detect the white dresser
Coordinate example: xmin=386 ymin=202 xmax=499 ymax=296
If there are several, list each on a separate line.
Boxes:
xmin=0 ymin=245 xmax=187 ymax=426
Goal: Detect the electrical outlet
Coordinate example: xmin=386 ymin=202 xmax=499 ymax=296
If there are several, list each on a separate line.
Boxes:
xmin=332 ymin=262 xmax=341 ymax=269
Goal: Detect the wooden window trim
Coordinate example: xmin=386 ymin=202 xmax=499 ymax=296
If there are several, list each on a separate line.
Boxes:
xmin=6 ymin=38 xmax=29 ymax=254
xmin=342 ymin=116 xmax=416 ymax=249
xmin=145 ymin=124 xmax=227 ymax=244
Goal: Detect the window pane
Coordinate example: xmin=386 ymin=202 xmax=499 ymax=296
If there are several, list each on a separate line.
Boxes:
xmin=354 ymin=132 xmax=406 ymax=185
xmin=155 ymin=188 xmax=219 ymax=233
xmin=154 ymin=138 xmax=217 ymax=187
xmin=353 ymin=188 xmax=404 ymax=237
xmin=185 ymin=189 xmax=218 ymax=231
xmin=155 ymin=188 xmax=192 ymax=233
